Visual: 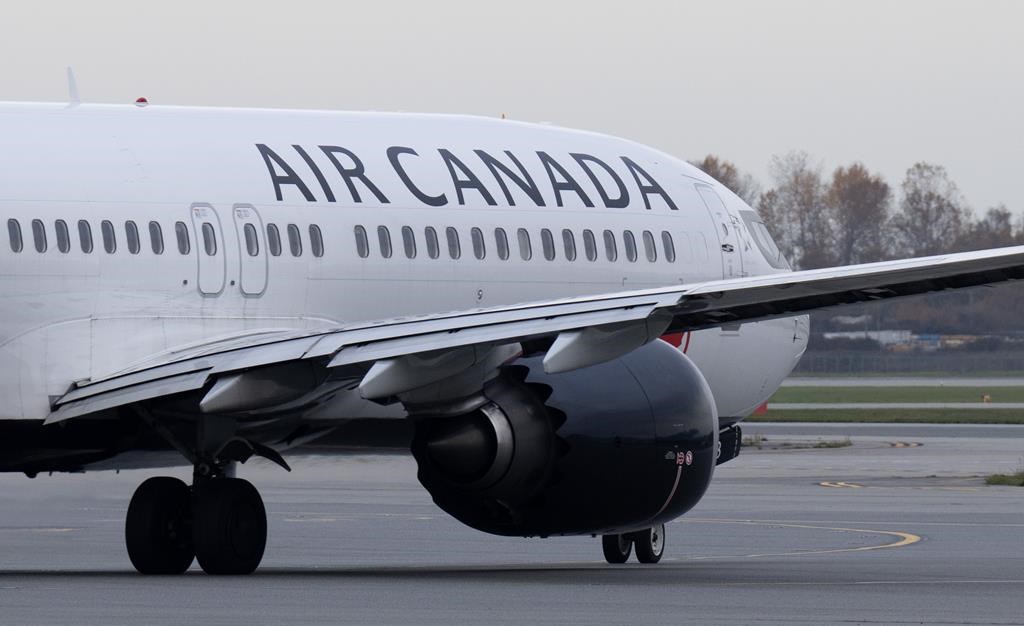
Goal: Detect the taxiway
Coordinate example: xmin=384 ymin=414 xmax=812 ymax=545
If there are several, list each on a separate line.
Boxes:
xmin=0 ymin=423 xmax=1021 ymax=624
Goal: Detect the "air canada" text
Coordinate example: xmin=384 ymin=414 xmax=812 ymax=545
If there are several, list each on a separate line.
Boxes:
xmin=256 ymin=144 xmax=679 ymax=211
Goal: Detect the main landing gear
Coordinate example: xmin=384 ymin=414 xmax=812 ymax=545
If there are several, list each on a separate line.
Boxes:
xmin=125 ymin=469 xmax=267 ymax=575
xmin=123 ymin=411 xmax=286 ymax=575
xmin=601 ymin=523 xmax=666 ymax=564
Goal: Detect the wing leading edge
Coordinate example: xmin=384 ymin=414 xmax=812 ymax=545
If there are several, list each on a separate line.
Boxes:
xmin=47 ymin=245 xmax=1024 ymax=423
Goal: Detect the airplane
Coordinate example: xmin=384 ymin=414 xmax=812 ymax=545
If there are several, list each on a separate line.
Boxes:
xmin=0 ymin=99 xmax=1021 ymax=575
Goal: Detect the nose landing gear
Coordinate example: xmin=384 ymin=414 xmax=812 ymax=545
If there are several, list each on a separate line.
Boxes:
xmin=633 ymin=524 xmax=665 ymax=564
xmin=601 ymin=533 xmax=633 ymax=563
xmin=600 ymin=523 xmax=666 ymax=564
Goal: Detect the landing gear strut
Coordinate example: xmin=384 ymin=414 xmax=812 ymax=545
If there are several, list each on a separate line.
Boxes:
xmin=125 ymin=473 xmax=267 ymax=575
xmin=601 ymin=523 xmax=666 ymax=564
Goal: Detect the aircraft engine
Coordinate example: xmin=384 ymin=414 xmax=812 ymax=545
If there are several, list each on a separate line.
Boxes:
xmin=411 ymin=339 xmax=718 ymax=537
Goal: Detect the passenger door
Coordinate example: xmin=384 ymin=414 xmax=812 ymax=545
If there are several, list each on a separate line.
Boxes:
xmin=232 ymin=205 xmax=268 ymax=296
xmin=190 ymin=204 xmax=226 ymax=295
xmin=695 ymin=184 xmax=744 ymax=279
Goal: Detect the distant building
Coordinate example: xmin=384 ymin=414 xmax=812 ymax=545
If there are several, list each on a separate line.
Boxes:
xmin=822 ymin=330 xmax=913 ymax=346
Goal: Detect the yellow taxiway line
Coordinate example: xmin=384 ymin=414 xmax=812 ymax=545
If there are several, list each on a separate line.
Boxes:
xmin=671 ymin=518 xmax=921 ymax=560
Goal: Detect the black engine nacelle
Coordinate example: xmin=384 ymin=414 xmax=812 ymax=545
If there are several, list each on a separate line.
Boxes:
xmin=411 ymin=339 xmax=718 ymax=537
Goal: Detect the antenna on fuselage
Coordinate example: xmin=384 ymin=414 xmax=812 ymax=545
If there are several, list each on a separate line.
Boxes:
xmin=66 ymin=67 xmax=81 ymax=107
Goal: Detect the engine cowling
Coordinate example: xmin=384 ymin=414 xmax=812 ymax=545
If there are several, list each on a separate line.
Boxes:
xmin=411 ymin=339 xmax=718 ymax=537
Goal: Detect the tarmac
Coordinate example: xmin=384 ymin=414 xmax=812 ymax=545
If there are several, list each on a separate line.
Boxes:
xmin=1 ymin=422 xmax=1022 ymax=625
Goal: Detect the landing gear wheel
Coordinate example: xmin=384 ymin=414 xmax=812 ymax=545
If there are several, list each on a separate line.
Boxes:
xmin=192 ymin=477 xmax=267 ymax=575
xmin=125 ymin=476 xmax=195 ymax=575
xmin=633 ymin=524 xmax=666 ymax=564
xmin=601 ymin=533 xmax=632 ymax=564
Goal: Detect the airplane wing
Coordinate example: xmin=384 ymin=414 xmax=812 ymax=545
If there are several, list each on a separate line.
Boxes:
xmin=47 ymin=245 xmax=1024 ymax=423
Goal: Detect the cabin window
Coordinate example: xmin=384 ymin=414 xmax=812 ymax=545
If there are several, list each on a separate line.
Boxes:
xmin=309 ymin=224 xmax=324 ymax=258
xmin=471 ymin=227 xmax=485 ymax=260
xmin=446 ymin=227 xmax=461 ymax=259
xmin=517 ymin=228 xmax=532 ymax=261
xmin=424 ymin=226 xmax=440 ymax=259
xmin=603 ymin=229 xmax=617 ymax=262
xmin=401 ymin=226 xmax=417 ymax=259
xmin=149 ymin=221 xmax=164 ymax=254
xmin=125 ymin=221 xmax=140 ymax=255
xmin=79 ymin=220 xmax=94 ymax=253
xmin=101 ymin=220 xmax=117 ymax=254
xmin=582 ymin=229 xmax=597 ymax=262
xmin=31 ymin=219 xmax=47 ymax=253
xmin=55 ymin=220 xmax=70 ymax=253
xmin=267 ymin=224 xmax=282 ymax=256
xmin=562 ymin=229 xmax=577 ymax=262
xmin=540 ymin=229 xmax=555 ymax=261
xmin=174 ymin=221 xmax=189 ymax=255
xmin=7 ymin=219 xmax=22 ymax=253
xmin=287 ymin=224 xmax=302 ymax=257
xmin=244 ymin=223 xmax=259 ymax=256
xmin=353 ymin=225 xmax=369 ymax=258
xmin=377 ymin=225 xmax=392 ymax=259
xmin=661 ymin=231 xmax=676 ymax=263
xmin=642 ymin=230 xmax=657 ymax=262
xmin=200 ymin=222 xmax=217 ymax=256
xmin=623 ymin=230 xmax=637 ymax=262
xmin=494 ymin=228 xmax=509 ymax=260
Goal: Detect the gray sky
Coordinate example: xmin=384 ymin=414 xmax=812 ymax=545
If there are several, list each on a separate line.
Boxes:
xmin=2 ymin=0 xmax=1021 ymax=213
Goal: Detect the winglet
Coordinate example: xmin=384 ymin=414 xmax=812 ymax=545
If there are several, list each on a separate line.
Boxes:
xmin=66 ymin=67 xmax=81 ymax=107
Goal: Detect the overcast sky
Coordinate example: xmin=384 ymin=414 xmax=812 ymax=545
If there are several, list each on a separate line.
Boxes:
xmin=1 ymin=0 xmax=1021 ymax=213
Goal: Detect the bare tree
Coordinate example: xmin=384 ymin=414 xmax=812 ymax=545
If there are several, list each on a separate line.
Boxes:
xmin=891 ymin=163 xmax=968 ymax=257
xmin=959 ymin=205 xmax=1016 ymax=250
xmin=689 ymin=155 xmax=761 ymax=206
xmin=759 ymin=151 xmax=834 ymax=269
xmin=826 ymin=163 xmax=891 ymax=265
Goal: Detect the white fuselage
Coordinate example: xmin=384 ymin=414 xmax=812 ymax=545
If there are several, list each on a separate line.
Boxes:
xmin=0 ymin=103 xmax=807 ymax=422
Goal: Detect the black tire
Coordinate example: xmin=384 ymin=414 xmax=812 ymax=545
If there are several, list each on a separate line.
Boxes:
xmin=125 ymin=476 xmax=194 ymax=575
xmin=633 ymin=524 xmax=666 ymax=564
xmin=601 ymin=534 xmax=632 ymax=564
xmin=193 ymin=477 xmax=267 ymax=575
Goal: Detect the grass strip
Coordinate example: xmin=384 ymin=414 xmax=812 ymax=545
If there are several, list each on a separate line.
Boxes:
xmin=747 ymin=409 xmax=1024 ymax=424
xmin=986 ymin=473 xmax=1024 ymax=486
xmin=789 ymin=371 xmax=1024 ymax=379
xmin=770 ymin=387 xmax=1024 ymax=404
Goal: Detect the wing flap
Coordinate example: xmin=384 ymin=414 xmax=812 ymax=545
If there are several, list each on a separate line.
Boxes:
xmin=48 ymin=369 xmax=211 ymax=423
